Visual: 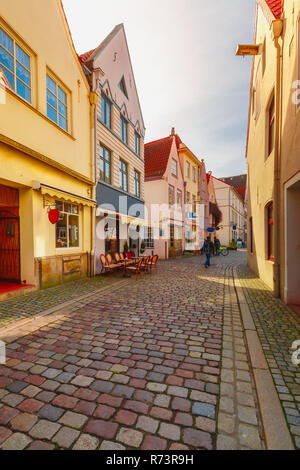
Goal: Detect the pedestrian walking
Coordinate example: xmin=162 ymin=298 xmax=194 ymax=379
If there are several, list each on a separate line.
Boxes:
xmin=203 ymin=236 xmax=214 ymax=268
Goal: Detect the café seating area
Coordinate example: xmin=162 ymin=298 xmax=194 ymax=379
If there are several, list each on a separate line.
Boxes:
xmin=100 ymin=251 xmax=159 ymax=280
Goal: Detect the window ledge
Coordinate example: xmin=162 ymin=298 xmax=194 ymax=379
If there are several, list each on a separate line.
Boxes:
xmin=5 ymin=87 xmax=75 ymax=140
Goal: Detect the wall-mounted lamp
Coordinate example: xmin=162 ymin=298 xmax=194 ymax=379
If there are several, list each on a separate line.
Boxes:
xmin=236 ymin=44 xmax=260 ymax=56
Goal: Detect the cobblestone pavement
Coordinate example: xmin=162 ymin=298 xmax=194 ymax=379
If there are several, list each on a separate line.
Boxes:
xmin=237 ymin=265 xmax=300 ymax=449
xmin=0 ymin=252 xmax=295 ymax=450
xmin=0 ymin=275 xmax=120 ymax=328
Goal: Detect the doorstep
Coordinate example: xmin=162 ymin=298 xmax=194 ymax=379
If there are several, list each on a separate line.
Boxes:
xmin=0 ymin=282 xmax=37 ymax=301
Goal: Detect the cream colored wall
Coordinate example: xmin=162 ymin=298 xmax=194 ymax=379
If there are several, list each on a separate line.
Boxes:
xmin=247 ymin=0 xmax=300 ymax=294
xmin=0 ymin=0 xmax=92 ymax=180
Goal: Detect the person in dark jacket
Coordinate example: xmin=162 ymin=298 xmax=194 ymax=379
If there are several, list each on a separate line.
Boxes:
xmin=203 ymin=236 xmax=214 ymax=268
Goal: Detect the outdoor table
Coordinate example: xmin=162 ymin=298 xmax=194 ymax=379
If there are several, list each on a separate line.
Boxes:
xmin=122 ymin=258 xmax=132 ymax=278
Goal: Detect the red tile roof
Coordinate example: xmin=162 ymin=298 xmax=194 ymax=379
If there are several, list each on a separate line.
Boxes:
xmin=79 ymin=49 xmax=96 ymax=63
xmin=265 ymin=0 xmax=284 ymax=19
xmin=206 ymin=173 xmax=211 ymax=184
xmin=145 ymin=135 xmax=178 ymax=178
xmin=236 ymin=187 xmax=246 ymax=201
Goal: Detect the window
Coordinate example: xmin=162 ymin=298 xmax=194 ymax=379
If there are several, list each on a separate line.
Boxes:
xmin=120 ymin=114 xmax=127 ymax=143
xmin=193 ymin=167 xmax=197 ymax=183
xmin=119 ymin=159 xmax=128 ymax=191
xmin=134 ymin=170 xmax=140 ymax=197
xmin=266 ymin=202 xmax=274 ymax=261
xmin=177 ymin=189 xmax=182 ymax=206
xmin=144 ymin=227 xmax=154 ymax=248
xmin=186 ymin=192 xmax=191 ymax=204
xmin=0 ymin=27 xmax=31 ymax=102
xmin=101 ymin=93 xmax=111 ymax=128
xmin=185 ymin=161 xmax=190 ymax=178
xmin=249 ymin=217 xmax=253 ymax=254
xmin=55 ymin=202 xmax=79 ymax=249
xmin=46 ymin=75 xmax=67 ymax=131
xmin=169 ymin=185 xmax=175 ymax=206
xmin=171 ymin=159 xmax=177 ymax=176
xmin=170 ymin=224 xmax=175 ymax=248
xmin=118 ymin=76 xmax=128 ymax=99
xmin=100 ymin=145 xmax=111 ymax=183
xmin=135 ymin=131 xmax=140 ymax=156
xmin=268 ymin=96 xmax=275 ymax=156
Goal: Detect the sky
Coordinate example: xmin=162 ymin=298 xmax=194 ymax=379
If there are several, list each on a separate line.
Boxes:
xmin=62 ymin=0 xmax=255 ymax=178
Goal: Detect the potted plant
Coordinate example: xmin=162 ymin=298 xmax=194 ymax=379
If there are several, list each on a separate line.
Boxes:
xmin=123 ymin=241 xmax=129 ymax=255
xmin=140 ymin=241 xmax=146 ymax=254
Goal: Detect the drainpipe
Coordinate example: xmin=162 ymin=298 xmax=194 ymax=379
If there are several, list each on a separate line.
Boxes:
xmin=89 ymin=91 xmax=99 ymax=277
xmin=272 ymin=19 xmax=283 ymax=298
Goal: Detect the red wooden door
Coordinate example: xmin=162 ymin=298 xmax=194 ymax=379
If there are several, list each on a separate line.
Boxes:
xmin=0 ymin=185 xmax=20 ymax=282
xmin=0 ymin=217 xmax=20 ymax=281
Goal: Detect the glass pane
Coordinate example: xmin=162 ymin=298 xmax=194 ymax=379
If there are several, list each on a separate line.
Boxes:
xmin=55 ymin=201 xmax=63 ymax=211
xmin=56 ymin=214 xmax=68 ymax=248
xmin=72 ymin=205 xmax=78 ymax=214
xmin=120 ymin=172 xmax=123 ymax=188
xmin=47 ymin=89 xmax=57 ymax=109
xmin=99 ymin=160 xmax=104 ymax=180
xmin=69 ymin=215 xmax=79 ymax=247
xmin=16 ymin=45 xmax=30 ymax=70
xmin=105 ymin=162 xmax=110 ymax=182
xmin=64 ymin=203 xmax=71 ymax=213
xmin=16 ymin=79 xmax=31 ymax=102
xmin=1 ymin=67 xmax=14 ymax=89
xmin=16 ymin=62 xmax=30 ymax=86
xmin=106 ymin=101 xmax=110 ymax=127
xmin=47 ymin=75 xmax=56 ymax=95
xmin=58 ymin=86 xmax=66 ymax=104
xmin=0 ymin=45 xmax=13 ymax=72
xmin=100 ymin=146 xmax=104 ymax=159
xmin=47 ymin=103 xmax=57 ymax=123
xmin=101 ymin=96 xmax=105 ymax=123
xmin=58 ymin=114 xmax=67 ymax=131
xmin=0 ymin=28 xmax=13 ymax=54
xmin=104 ymin=149 xmax=110 ymax=162
xmin=58 ymin=100 xmax=66 ymax=117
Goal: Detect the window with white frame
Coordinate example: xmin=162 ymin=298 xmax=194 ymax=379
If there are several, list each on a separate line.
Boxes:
xmin=100 ymin=145 xmax=111 ymax=184
xmin=185 ymin=161 xmax=190 ymax=178
xmin=135 ymin=131 xmax=140 ymax=156
xmin=46 ymin=74 xmax=68 ymax=131
xmin=119 ymin=159 xmax=128 ymax=191
xmin=55 ymin=202 xmax=79 ymax=249
xmin=171 ymin=159 xmax=177 ymax=176
xmin=0 ymin=26 xmax=31 ymax=102
xmin=144 ymin=227 xmax=154 ymax=248
xmin=120 ymin=114 xmax=127 ymax=143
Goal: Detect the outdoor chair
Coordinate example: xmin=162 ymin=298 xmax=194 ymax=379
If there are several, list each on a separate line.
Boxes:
xmin=100 ymin=254 xmax=121 ymax=274
xmin=114 ymin=252 xmax=124 ymax=265
xmin=141 ymin=255 xmax=151 ymax=273
xmin=120 ymin=252 xmax=135 ymax=265
xmin=106 ymin=253 xmax=122 ymax=270
xmin=125 ymin=258 xmax=144 ymax=280
xmin=149 ymin=255 xmax=159 ymax=272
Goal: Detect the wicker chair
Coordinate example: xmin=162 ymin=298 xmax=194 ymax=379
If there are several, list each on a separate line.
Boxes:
xmin=125 ymin=258 xmax=144 ymax=280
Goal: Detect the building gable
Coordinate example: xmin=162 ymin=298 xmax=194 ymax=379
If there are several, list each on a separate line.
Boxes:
xmin=80 ymin=24 xmax=145 ymax=138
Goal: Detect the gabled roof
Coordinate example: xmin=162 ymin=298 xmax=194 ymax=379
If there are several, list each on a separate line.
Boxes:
xmin=264 ymin=0 xmax=284 ymax=19
xmin=144 ymin=135 xmax=174 ymax=179
xmin=79 ymin=24 xmax=123 ymax=64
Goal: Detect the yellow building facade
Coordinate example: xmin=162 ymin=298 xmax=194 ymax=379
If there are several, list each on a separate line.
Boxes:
xmin=178 ymin=143 xmax=206 ymax=250
xmin=242 ymin=0 xmax=300 ymax=307
xmin=0 ymin=0 xmax=96 ymax=290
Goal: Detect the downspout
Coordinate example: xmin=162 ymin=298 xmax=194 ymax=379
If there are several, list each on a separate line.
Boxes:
xmin=89 ymin=91 xmax=98 ymax=277
xmin=272 ymin=19 xmax=283 ymax=298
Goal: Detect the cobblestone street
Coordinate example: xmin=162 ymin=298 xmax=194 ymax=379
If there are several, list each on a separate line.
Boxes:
xmin=0 ymin=251 xmax=299 ymax=450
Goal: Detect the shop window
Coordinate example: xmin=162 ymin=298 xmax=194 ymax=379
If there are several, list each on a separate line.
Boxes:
xmin=56 ymin=202 xmax=79 ymax=248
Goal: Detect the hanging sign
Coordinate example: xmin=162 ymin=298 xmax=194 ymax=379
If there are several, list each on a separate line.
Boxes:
xmin=233 ymin=225 xmax=237 ymax=230
xmin=48 ymin=209 xmax=60 ymax=225
xmin=207 ymin=227 xmax=215 ymax=233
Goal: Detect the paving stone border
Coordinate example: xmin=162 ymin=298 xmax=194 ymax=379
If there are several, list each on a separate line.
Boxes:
xmin=236 ymin=265 xmax=300 ymax=450
xmin=217 ymin=266 xmax=265 ymax=450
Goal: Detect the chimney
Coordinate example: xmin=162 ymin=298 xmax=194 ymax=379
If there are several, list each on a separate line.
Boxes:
xmin=171 ymin=127 xmax=175 ymax=136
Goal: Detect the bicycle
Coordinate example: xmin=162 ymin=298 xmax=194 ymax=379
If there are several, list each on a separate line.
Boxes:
xmin=216 ymin=247 xmax=229 ymax=257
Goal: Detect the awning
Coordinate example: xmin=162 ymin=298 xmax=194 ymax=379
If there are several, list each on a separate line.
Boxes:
xmin=40 ymin=185 xmax=96 ymax=208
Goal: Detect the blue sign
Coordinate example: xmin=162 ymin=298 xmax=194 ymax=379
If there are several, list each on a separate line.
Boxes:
xmin=233 ymin=225 xmax=237 ymax=230
xmin=207 ymin=227 xmax=215 ymax=233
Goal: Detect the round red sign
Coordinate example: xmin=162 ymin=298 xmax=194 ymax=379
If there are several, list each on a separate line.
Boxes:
xmin=48 ymin=209 xmax=60 ymax=224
